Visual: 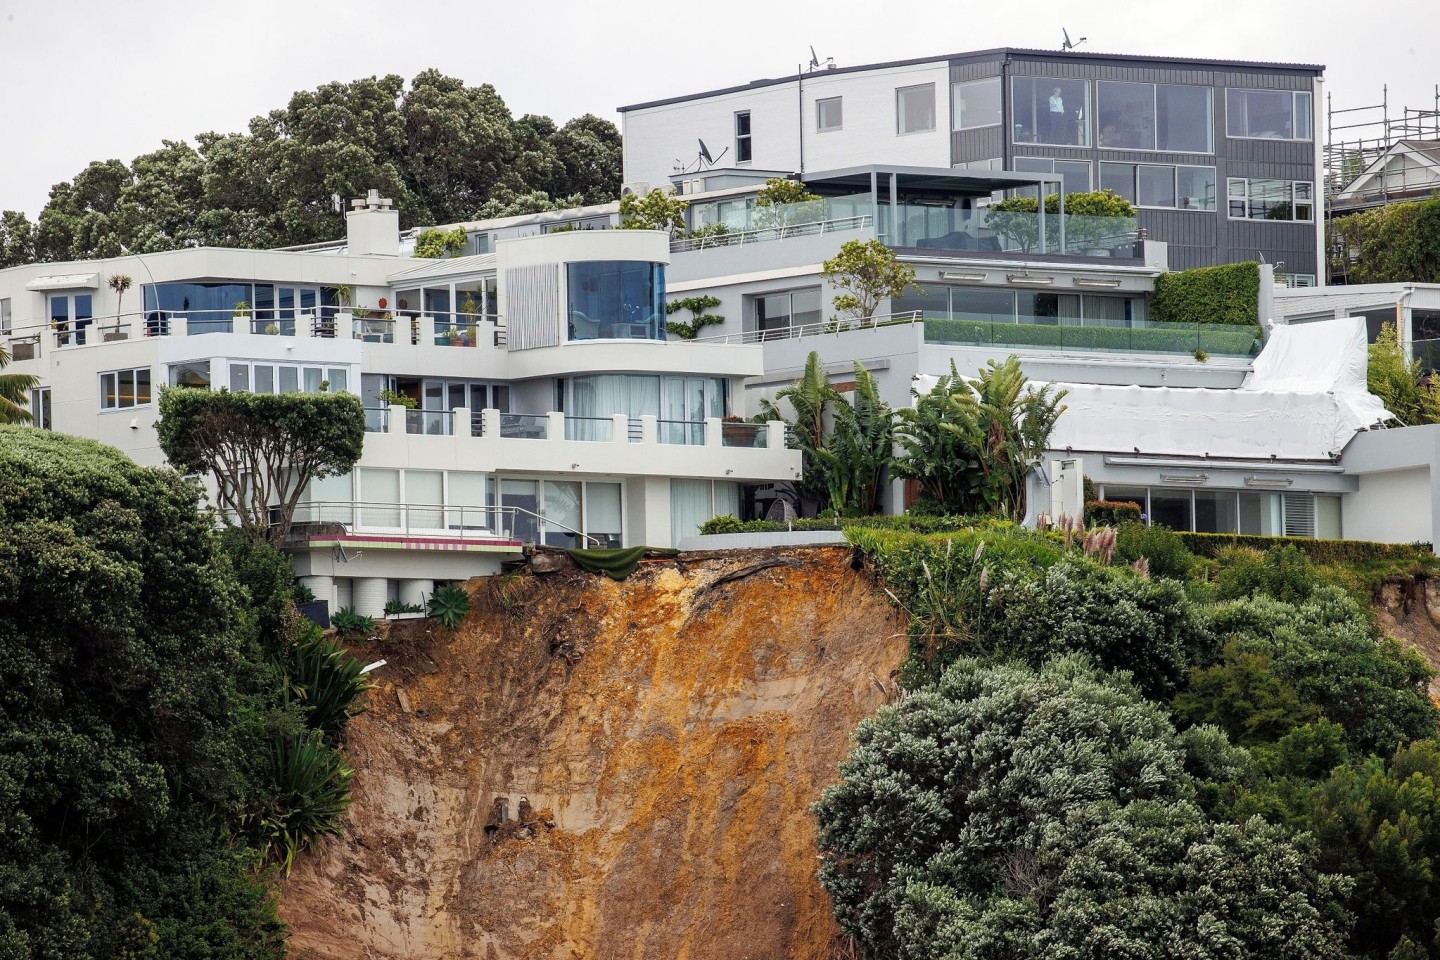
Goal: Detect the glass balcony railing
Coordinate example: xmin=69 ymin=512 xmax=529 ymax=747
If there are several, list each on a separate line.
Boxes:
xmin=921 ymin=315 xmax=1260 ymax=357
xmin=881 ymin=204 xmax=1139 ymax=257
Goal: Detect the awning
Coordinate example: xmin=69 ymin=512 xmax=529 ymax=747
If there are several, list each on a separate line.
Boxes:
xmin=26 ymin=273 xmax=101 ymax=291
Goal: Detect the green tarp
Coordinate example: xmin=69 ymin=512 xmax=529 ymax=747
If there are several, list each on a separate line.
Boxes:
xmin=565 ymin=546 xmax=679 ymax=581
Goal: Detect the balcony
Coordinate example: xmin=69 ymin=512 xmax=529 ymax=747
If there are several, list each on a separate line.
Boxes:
xmin=13 ymin=309 xmax=507 ymax=351
xmin=358 ymin=405 xmax=798 ymax=483
xmin=694 ymin=311 xmax=1260 ymax=359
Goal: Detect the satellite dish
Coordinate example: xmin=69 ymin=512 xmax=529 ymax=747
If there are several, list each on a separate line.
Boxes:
xmin=698 ymin=139 xmax=714 ymax=165
xmin=1061 ymin=28 xmax=1087 ymax=51
xmin=809 ymin=45 xmax=820 ymax=69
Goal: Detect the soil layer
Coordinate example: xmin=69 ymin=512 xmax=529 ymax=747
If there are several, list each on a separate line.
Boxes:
xmin=279 ymin=546 xmax=906 ymax=959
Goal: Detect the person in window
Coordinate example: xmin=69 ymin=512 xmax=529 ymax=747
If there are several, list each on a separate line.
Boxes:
xmin=1048 ymin=88 xmax=1065 ymax=142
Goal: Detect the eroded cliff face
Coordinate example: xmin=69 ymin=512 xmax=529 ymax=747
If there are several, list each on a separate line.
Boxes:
xmin=279 ymin=546 xmax=906 ymax=960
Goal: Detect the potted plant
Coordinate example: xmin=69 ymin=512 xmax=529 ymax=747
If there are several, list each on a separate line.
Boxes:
xmin=377 ymin=388 xmax=416 ymax=409
xmin=721 ymin=414 xmax=754 ymax=446
xmin=106 ymin=274 xmax=133 ymax=340
xmin=233 ymin=300 xmax=251 ymax=321
xmin=264 ymin=322 xmax=281 ymax=336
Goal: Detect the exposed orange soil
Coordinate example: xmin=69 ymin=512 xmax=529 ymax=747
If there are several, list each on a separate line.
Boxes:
xmin=279 ymin=546 xmax=906 ymax=959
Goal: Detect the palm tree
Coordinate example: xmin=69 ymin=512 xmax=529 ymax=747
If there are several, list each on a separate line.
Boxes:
xmin=0 ymin=342 xmax=38 ymax=424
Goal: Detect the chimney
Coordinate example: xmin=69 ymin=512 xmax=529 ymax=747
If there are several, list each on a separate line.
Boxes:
xmin=345 ymin=189 xmax=400 ymax=256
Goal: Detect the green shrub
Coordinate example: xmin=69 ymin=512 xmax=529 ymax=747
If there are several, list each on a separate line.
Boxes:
xmin=427 ymin=583 xmax=471 ymax=628
xmin=982 ymin=556 xmax=1204 ymax=700
xmin=383 ymin=599 xmax=424 ymax=616
xmin=291 ymin=581 xmax=317 ymax=604
xmin=1213 ymin=544 xmax=1319 ymax=604
xmin=700 ymin=514 xmax=745 ymax=535
xmin=1085 ymin=499 xmax=1142 ymax=526
xmin=1202 ymin=587 xmax=1437 ymax=755
xmin=1176 ymin=531 xmax=1431 ymax=564
xmin=1150 ymin=261 xmax=1261 ymax=327
xmin=256 ymin=730 xmax=353 ymax=874
xmin=1116 ymin=522 xmax=1195 ymax=580
xmin=287 ymin=623 xmax=368 ymax=742
xmin=330 ymin=607 xmax=375 ymax=637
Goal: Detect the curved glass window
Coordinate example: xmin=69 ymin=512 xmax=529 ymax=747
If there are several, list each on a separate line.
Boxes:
xmin=566 ymin=261 xmax=665 ymax=341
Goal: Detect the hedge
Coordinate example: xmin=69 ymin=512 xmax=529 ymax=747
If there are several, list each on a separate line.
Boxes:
xmin=1085 ymin=500 xmax=1143 ymax=526
xmin=698 ymin=513 xmax=1016 ymax=536
xmin=1175 ymin=532 xmax=1431 ymax=564
xmin=1150 ymin=262 xmax=1261 ymax=327
xmin=921 ymin=317 xmax=1259 ymax=357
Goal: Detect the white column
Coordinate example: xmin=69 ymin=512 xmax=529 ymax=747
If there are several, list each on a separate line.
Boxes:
xmin=352 ymin=577 xmax=388 ymax=619
xmin=336 ymin=577 xmax=354 ymax=611
xmin=301 ymin=575 xmax=335 ymax=610
xmin=399 ymin=579 xmax=432 ymax=610
xmin=611 ymin=413 xmax=628 ymax=443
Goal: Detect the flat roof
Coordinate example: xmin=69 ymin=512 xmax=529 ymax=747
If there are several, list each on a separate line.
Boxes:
xmin=617 ymin=47 xmax=1324 ymax=113
xmin=808 ymin=164 xmax=1061 ymax=193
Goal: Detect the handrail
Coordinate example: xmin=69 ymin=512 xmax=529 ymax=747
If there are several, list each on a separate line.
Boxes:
xmin=692 ymin=311 xmax=924 ymax=345
xmin=670 ymin=214 xmax=873 ymax=253
xmin=278 ymin=500 xmax=603 ymax=548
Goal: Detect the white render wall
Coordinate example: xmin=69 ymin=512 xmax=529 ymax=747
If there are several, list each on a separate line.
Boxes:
xmin=621 ymin=60 xmax=953 ymax=189
xmin=1342 ymin=467 xmax=1433 ymax=545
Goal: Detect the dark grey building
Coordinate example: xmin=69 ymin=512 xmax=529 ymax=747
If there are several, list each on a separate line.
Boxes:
xmin=621 ymin=47 xmax=1325 ymax=282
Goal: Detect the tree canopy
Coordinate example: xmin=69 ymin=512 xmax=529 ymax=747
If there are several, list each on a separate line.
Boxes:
xmin=156 ymin=389 xmax=365 ymax=543
xmin=1 ymin=71 xmax=622 ymax=265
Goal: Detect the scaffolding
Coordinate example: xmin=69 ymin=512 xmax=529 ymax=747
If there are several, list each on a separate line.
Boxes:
xmin=1325 ymin=85 xmax=1440 ymax=207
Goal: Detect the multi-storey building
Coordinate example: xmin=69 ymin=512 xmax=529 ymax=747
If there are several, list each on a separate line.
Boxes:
xmin=619 ymin=48 xmax=1325 ymax=281
xmin=0 ymin=192 xmax=799 ymax=617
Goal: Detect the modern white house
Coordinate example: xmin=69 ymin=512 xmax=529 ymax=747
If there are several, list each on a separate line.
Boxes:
xmin=0 ymin=192 xmax=800 ymax=617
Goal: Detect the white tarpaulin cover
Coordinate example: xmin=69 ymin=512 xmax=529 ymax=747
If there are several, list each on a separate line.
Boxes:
xmin=916 ymin=317 xmax=1392 ymax=461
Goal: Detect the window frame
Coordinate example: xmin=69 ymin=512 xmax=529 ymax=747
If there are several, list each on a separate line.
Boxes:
xmin=1010 ymin=76 xmax=1092 ymax=147
xmin=99 ymin=366 xmax=152 ymax=411
xmin=895 ymin=82 xmax=937 ymax=136
xmin=1225 ymin=88 xmax=1314 ymax=141
xmin=951 ymin=77 xmax=1002 ymax=131
xmin=1095 ymin=80 xmax=1215 ymax=154
xmin=1102 ymin=162 xmax=1217 ymax=212
xmin=816 ymin=96 xmax=843 ymax=133
xmin=1226 ymin=177 xmax=1315 ymax=222
xmin=734 ymin=111 xmax=752 ymax=164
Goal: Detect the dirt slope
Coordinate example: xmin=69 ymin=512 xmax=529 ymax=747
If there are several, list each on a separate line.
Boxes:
xmin=279 ymin=546 xmax=906 ymax=960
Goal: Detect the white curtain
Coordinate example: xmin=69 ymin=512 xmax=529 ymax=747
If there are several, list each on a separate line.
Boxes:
xmin=359 ymin=468 xmax=400 ymax=528
xmin=587 ymin=483 xmax=623 ymax=547
xmin=569 ymin=375 xmax=659 ymax=440
xmin=407 ymin=470 xmax=443 ymax=530
xmin=447 ymin=472 xmax=488 ymax=530
xmin=1084 ymin=294 xmax=1127 ymax=328
xmin=670 ymin=479 xmax=713 ymax=547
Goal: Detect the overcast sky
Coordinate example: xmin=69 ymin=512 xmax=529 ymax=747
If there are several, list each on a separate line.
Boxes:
xmin=1 ymin=0 xmax=1436 ymax=218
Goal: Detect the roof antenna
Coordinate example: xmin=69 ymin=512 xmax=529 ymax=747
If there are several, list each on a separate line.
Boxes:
xmin=1061 ymin=28 xmax=1087 ymax=51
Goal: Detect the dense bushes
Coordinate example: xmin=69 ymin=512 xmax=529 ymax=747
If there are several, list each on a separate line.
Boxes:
xmin=1331 ymin=195 xmax=1440 ymax=284
xmin=833 ymin=523 xmax=1440 ymax=958
xmin=1150 ymin=261 xmax=1261 ymax=327
xmin=1083 ymin=498 xmax=1141 ymax=526
xmin=815 ymin=657 xmax=1347 ymax=960
xmin=699 ymin=513 xmax=1010 ymax=536
xmin=1176 ymin=530 xmax=1431 ymax=562
xmin=0 ymin=427 xmax=368 ymax=954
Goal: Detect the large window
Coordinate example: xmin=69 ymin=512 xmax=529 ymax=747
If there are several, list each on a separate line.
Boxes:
xmin=1101 ymin=163 xmax=1217 ymax=211
xmin=735 ymin=111 xmax=752 ymax=163
xmin=143 ymin=282 xmax=324 ymax=335
xmin=753 ymin=288 xmax=822 ymax=339
xmin=1098 ymin=484 xmax=1339 ymax=538
xmin=671 ymin=479 xmax=739 ymax=547
xmin=1227 ymin=178 xmax=1314 ymax=221
xmin=952 ymin=78 xmax=1001 ymax=130
xmin=1011 ymin=77 xmax=1089 ymax=146
xmin=490 ymin=476 xmax=625 ymax=548
xmin=100 ymin=367 xmax=152 ymax=410
xmin=1226 ymin=89 xmax=1313 ymax=140
xmin=566 ymin=261 xmax=665 ymax=340
xmin=896 ymin=83 xmax=936 ymax=135
xmin=895 ymin=286 xmax=1147 ymax=327
xmin=227 ymin=362 xmax=349 ymax=395
xmin=0 ymin=297 xmax=9 ymax=335
xmin=816 ymin=97 xmax=843 ymax=132
xmin=1097 ymin=82 xmax=1213 ymax=152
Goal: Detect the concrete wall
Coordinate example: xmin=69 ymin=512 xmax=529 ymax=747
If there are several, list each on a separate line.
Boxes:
xmin=621 ymin=60 xmax=953 ymax=190
xmin=1342 ymin=467 xmax=1433 ymax=544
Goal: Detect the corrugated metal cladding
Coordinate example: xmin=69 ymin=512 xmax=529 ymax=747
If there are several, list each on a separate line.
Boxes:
xmin=949 ymin=60 xmax=1003 ymax=83
xmin=952 ymin=127 xmax=1003 ymax=162
xmin=942 ymin=50 xmax=1320 ymax=273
